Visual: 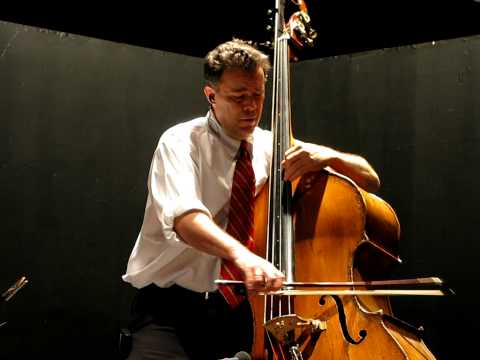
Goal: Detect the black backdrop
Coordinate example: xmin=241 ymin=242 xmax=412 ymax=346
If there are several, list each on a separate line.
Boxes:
xmin=1 ymin=20 xmax=478 ymax=359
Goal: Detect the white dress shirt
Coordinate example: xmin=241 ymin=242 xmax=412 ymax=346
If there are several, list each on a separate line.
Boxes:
xmin=122 ymin=111 xmax=272 ymax=292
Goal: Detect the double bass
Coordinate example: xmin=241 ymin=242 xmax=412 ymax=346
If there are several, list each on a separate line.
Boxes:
xmin=221 ymin=1 xmax=448 ymax=359
xmin=218 ymin=0 xmax=450 ymax=358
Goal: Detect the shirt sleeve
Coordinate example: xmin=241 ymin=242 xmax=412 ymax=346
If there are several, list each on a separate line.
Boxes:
xmin=147 ymin=133 xmax=212 ymax=246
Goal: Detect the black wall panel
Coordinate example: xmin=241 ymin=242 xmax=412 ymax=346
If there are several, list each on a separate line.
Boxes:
xmin=1 ymin=19 xmax=479 ymax=359
xmin=0 ymin=21 xmax=205 ymax=358
xmin=292 ymin=37 xmax=480 ymax=359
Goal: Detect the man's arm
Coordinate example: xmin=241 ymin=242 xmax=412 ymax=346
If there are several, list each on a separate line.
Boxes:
xmin=174 ymin=211 xmax=284 ymax=291
xmin=283 ymin=142 xmax=380 ymax=193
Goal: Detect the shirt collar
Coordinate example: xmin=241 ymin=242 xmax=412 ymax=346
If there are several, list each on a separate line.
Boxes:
xmin=207 ymin=110 xmax=253 ymax=158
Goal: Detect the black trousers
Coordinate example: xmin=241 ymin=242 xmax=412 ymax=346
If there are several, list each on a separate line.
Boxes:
xmin=126 ymin=284 xmax=253 ymax=360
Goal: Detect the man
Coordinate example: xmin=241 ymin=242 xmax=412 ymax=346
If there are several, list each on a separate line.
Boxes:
xmin=122 ymin=39 xmax=380 ymax=359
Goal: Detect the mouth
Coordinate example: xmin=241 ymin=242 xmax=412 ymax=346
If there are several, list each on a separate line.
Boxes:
xmin=241 ymin=117 xmax=257 ymax=124
xmin=240 ymin=120 xmax=257 ymax=131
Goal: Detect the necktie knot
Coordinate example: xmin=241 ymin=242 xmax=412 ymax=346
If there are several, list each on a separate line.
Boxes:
xmin=238 ymin=140 xmax=250 ymax=160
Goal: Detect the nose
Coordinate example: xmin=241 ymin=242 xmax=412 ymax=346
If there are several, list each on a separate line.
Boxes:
xmin=242 ymin=96 xmax=257 ymax=112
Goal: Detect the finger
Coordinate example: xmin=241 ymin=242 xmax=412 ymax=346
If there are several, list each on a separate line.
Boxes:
xmin=284 ymin=148 xmax=306 ymax=163
xmin=264 ymin=270 xmax=284 ymax=291
xmin=249 ymin=268 xmax=265 ymax=289
xmin=284 ymin=159 xmax=310 ymax=181
xmin=283 ymin=154 xmax=302 ymax=180
xmin=264 ymin=277 xmax=282 ymax=291
xmin=244 ymin=268 xmax=259 ymax=290
xmin=272 ymin=277 xmax=284 ymax=291
xmin=284 ymin=145 xmax=302 ymax=158
xmin=283 ymin=148 xmax=310 ymax=170
xmin=244 ymin=277 xmax=254 ymax=291
xmin=252 ymin=278 xmax=266 ymax=292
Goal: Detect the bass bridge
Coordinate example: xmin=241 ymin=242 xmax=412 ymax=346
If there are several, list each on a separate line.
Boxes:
xmin=264 ymin=314 xmax=326 ymax=360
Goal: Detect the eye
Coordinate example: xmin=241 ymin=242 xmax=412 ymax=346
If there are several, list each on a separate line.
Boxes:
xmin=232 ymin=95 xmax=245 ymax=103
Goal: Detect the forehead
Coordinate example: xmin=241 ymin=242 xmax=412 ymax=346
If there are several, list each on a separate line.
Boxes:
xmin=217 ymin=67 xmax=265 ymax=93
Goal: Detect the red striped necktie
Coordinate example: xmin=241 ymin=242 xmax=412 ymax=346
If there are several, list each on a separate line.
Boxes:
xmin=219 ymin=140 xmax=256 ymax=308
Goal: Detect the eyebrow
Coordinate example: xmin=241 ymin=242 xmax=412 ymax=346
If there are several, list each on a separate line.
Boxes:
xmin=224 ymin=85 xmax=264 ymax=93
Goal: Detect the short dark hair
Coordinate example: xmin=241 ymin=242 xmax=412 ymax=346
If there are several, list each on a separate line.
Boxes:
xmin=204 ymin=39 xmax=271 ymax=86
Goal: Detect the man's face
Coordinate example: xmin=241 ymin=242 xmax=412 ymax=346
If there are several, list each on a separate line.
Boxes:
xmin=205 ymin=67 xmax=266 ymax=140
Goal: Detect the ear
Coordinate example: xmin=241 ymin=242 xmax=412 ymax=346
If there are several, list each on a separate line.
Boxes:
xmin=203 ymin=86 xmax=215 ymax=105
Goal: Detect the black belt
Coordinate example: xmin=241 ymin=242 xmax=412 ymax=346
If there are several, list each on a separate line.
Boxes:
xmin=134 ymin=284 xmax=226 ymax=314
xmin=141 ymin=283 xmax=222 ymax=301
xmin=130 ymin=283 xmax=238 ymax=329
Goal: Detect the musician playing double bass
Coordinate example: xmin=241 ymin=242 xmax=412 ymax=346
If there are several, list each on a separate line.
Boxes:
xmin=122 ymin=39 xmax=380 ymax=360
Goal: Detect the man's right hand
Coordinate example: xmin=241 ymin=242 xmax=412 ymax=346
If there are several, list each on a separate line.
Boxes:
xmin=231 ymin=246 xmax=285 ymax=292
xmin=174 ymin=211 xmax=284 ymax=292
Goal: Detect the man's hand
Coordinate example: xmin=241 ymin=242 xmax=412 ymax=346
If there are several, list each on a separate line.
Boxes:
xmin=282 ymin=142 xmax=380 ymax=192
xmin=282 ymin=143 xmax=334 ymax=181
xmin=230 ymin=246 xmax=285 ymax=292
xmin=174 ymin=211 xmax=285 ymax=292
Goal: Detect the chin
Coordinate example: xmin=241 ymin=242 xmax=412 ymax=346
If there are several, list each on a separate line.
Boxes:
xmin=242 ymin=128 xmax=256 ymax=138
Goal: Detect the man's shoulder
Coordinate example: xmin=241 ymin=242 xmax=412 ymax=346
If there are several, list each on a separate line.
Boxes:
xmin=160 ymin=115 xmax=208 ymax=144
